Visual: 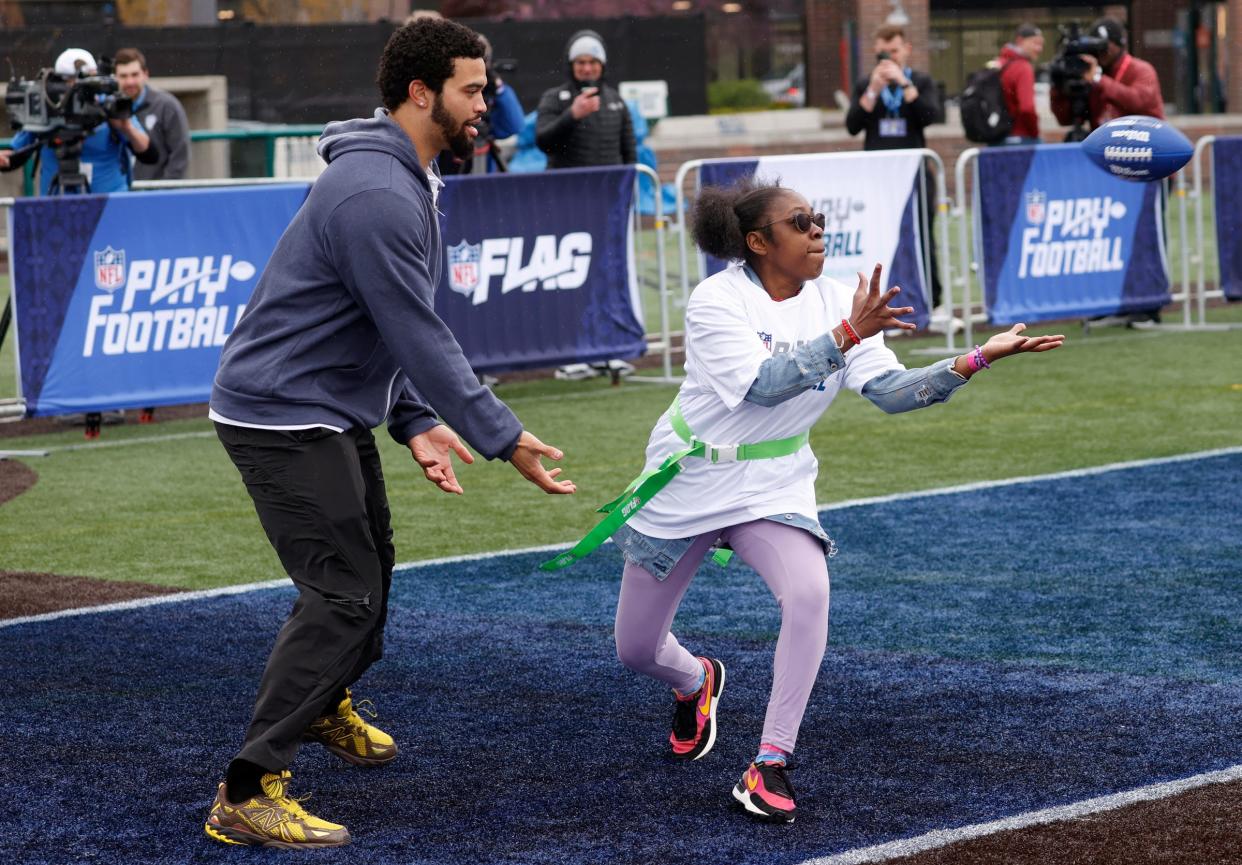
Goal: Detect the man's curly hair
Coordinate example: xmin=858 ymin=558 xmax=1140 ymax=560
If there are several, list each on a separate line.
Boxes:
xmin=377 ymin=18 xmax=486 ymax=110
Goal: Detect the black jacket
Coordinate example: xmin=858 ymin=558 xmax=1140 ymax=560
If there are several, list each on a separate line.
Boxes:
xmin=845 ymin=68 xmax=942 ymax=150
xmin=536 ymin=79 xmax=636 ymax=169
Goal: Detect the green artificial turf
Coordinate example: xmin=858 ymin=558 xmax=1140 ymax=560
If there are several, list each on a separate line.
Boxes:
xmin=2 ymin=305 xmax=1239 ymax=589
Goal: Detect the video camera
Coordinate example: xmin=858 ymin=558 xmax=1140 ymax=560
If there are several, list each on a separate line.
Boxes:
xmin=1048 ymin=23 xmax=1109 ymax=142
xmin=3 ymin=56 xmax=131 ymax=193
xmin=5 ymin=56 xmax=130 ymax=138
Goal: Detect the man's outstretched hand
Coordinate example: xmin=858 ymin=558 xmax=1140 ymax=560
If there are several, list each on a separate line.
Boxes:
xmin=408 ymin=424 xmax=474 ymax=495
xmin=510 ymin=430 xmax=577 ymax=495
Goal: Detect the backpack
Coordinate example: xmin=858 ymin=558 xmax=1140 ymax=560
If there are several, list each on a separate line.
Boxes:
xmin=960 ymin=64 xmax=1013 ymax=144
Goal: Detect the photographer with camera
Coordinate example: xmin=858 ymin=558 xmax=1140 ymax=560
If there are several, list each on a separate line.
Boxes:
xmin=1050 ymin=18 xmax=1163 ymax=138
xmin=0 ymin=48 xmax=157 ymax=195
xmin=535 ymin=29 xmax=636 ymax=169
xmin=845 ymin=24 xmax=948 ymax=320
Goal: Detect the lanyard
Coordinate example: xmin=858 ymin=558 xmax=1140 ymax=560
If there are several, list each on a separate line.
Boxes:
xmin=539 ymin=395 xmax=810 ymax=571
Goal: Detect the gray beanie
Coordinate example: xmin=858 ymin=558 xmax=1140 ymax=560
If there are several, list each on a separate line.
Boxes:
xmin=568 ymin=34 xmax=606 ymax=65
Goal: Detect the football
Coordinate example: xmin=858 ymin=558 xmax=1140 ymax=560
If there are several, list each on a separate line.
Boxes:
xmin=1081 ymin=115 xmax=1194 ymax=182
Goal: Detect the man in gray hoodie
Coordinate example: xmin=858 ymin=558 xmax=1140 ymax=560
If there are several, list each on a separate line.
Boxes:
xmin=203 ymin=18 xmax=575 ymax=849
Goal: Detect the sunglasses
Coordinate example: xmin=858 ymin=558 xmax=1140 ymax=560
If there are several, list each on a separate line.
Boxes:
xmin=755 ymin=211 xmax=827 ymax=233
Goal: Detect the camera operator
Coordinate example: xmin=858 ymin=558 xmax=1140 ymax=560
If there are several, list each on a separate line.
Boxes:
xmin=0 ymin=48 xmax=158 ymax=195
xmin=1051 ymin=18 xmax=1164 ymax=132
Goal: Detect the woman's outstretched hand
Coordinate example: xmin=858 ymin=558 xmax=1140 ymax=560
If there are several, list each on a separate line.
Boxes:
xmin=850 ymin=263 xmax=917 ymax=340
xmin=981 ymin=323 xmax=1065 ymax=362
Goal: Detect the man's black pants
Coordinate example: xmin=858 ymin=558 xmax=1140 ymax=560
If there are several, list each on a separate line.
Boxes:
xmin=215 ymin=422 xmax=395 ymax=772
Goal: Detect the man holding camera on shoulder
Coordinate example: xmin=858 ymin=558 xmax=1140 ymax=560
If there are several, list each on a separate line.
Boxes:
xmin=1050 ymin=17 xmax=1164 ymax=130
xmin=0 ymin=48 xmax=157 ymax=195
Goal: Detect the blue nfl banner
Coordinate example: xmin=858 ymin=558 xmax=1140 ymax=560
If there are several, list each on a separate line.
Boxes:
xmin=435 ymin=166 xmax=646 ymax=372
xmin=976 ymin=144 xmax=1169 ymax=323
xmin=698 ymin=151 xmax=932 ymax=328
xmin=1211 ymin=137 xmax=1242 ymax=301
xmin=10 ymin=185 xmax=310 ymax=416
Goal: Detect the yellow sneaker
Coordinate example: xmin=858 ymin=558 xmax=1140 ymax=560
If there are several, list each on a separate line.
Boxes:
xmin=203 ymin=770 xmax=351 ymax=848
xmin=303 ymin=689 xmax=398 ymax=767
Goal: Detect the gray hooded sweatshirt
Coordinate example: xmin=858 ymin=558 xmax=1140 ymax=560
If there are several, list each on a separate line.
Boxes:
xmin=210 ymin=109 xmax=522 ymax=460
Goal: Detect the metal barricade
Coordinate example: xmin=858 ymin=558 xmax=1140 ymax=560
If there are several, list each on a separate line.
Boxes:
xmin=953 ymin=147 xmax=1200 ymax=337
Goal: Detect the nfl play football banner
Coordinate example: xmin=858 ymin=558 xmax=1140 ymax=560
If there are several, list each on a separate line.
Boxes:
xmin=1210 ymin=136 xmax=1242 ymax=301
xmin=697 ymin=150 xmax=932 ymax=329
xmin=975 ymin=144 xmax=1170 ymax=323
xmin=435 ymin=165 xmax=646 ymax=373
xmin=9 ymin=184 xmax=311 ymax=417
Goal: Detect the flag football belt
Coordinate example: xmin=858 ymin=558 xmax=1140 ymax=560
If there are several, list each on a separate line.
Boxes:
xmin=539 ymin=396 xmax=809 ymax=571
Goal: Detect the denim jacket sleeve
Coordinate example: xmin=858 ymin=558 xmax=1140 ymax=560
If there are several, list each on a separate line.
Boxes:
xmin=743 ymin=333 xmax=847 ymax=408
xmin=859 ymin=356 xmax=968 ymax=414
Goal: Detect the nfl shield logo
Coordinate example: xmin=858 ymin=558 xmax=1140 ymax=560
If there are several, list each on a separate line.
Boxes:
xmin=1025 ymin=190 xmax=1047 ymax=224
xmin=447 ymin=240 xmax=481 ymax=297
xmin=94 ymin=246 xmax=126 ymax=291
xmin=757 ymin=331 xmax=773 ymax=351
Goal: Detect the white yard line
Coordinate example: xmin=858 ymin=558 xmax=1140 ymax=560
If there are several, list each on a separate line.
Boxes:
xmin=815 ymin=445 xmax=1242 ymax=513
xmin=3 ymin=446 xmax=1239 ymax=632
xmin=39 ymin=431 xmax=217 ymax=453
xmin=797 ymin=764 xmax=1242 ymax=865
xmin=0 ymin=543 xmax=573 ymax=630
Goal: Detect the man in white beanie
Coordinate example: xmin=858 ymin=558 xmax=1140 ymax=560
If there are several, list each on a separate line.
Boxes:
xmin=0 ymin=47 xmax=157 ymax=195
xmin=535 ymin=29 xmax=635 ymax=169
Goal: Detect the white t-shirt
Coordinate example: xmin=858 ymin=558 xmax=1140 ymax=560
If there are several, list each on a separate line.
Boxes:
xmin=628 ymin=263 xmax=903 ymax=540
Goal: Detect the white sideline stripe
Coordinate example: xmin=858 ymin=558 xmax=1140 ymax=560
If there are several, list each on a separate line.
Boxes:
xmin=0 ymin=578 xmax=291 ymax=629
xmin=43 ymin=431 xmax=216 ymax=453
xmin=3 ymin=446 xmax=1240 ymax=631
xmin=815 ymin=445 xmax=1242 ymax=513
xmin=0 ymin=543 xmax=575 ymax=630
xmin=796 ymin=764 xmax=1242 ymax=865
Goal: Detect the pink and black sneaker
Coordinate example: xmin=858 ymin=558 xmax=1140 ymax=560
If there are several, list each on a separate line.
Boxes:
xmin=669 ymin=657 xmax=725 ymax=760
xmin=733 ymin=761 xmax=797 ymax=823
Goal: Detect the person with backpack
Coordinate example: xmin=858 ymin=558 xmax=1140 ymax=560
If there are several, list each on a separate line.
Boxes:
xmin=997 ymin=24 xmax=1044 ymax=144
xmin=960 ymin=24 xmax=1043 ymax=146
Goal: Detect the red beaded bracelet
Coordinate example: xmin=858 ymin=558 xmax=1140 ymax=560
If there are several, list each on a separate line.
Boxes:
xmin=840 ymin=318 xmax=861 ymax=346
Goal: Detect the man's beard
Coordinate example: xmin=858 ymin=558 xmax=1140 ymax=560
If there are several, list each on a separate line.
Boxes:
xmin=432 ymin=94 xmax=474 ymax=160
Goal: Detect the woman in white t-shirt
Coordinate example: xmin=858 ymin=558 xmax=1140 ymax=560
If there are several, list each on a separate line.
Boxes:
xmin=609 ymin=177 xmax=1064 ymax=823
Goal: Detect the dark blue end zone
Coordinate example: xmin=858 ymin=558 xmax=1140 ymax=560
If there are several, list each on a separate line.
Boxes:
xmin=2 ymin=452 xmax=1239 ymax=865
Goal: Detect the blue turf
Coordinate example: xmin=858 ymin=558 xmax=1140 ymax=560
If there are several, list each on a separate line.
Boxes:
xmin=2 ymin=452 xmax=1240 ymax=864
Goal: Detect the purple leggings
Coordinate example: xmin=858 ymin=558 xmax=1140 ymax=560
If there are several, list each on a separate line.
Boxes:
xmin=614 ymin=519 xmax=830 ymax=754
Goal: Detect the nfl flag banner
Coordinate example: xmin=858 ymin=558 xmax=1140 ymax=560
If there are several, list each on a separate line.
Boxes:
xmin=10 ymin=185 xmax=310 ymax=416
xmin=698 ymin=151 xmax=932 ymax=328
xmin=435 ymin=166 xmax=646 ymax=372
xmin=1211 ymin=136 xmax=1242 ymax=301
xmin=975 ymin=144 xmax=1170 ymax=323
